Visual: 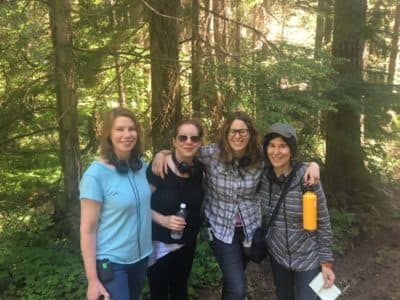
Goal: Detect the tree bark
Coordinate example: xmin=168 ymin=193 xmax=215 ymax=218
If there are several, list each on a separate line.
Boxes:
xmin=191 ymin=0 xmax=201 ymax=118
xmin=208 ymin=0 xmax=227 ymax=132
xmin=234 ymin=0 xmax=241 ymax=95
xmin=388 ymin=1 xmax=400 ymax=84
xmin=323 ymin=1 xmax=333 ymax=45
xmin=148 ymin=0 xmax=181 ymax=152
xmin=49 ymin=0 xmax=81 ymax=240
xmin=325 ymin=0 xmax=370 ymax=199
xmin=315 ymin=0 xmax=325 ymax=52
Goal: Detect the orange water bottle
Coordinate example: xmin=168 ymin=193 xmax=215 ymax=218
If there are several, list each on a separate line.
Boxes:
xmin=303 ymin=186 xmax=317 ymax=231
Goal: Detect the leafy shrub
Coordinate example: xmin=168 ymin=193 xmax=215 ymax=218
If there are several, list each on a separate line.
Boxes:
xmin=0 ymin=208 xmax=86 ymax=299
xmin=190 ymin=229 xmax=221 ymax=289
xmin=330 ymin=208 xmax=359 ymax=255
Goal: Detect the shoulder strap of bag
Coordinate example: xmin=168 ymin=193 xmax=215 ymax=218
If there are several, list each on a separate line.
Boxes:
xmin=264 ymin=163 xmax=299 ymax=233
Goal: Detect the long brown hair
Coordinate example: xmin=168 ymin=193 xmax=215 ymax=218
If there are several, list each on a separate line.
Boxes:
xmin=216 ymin=111 xmax=261 ymax=168
xmin=99 ymin=107 xmax=144 ymax=162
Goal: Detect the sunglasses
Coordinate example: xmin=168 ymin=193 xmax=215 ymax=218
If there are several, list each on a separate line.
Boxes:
xmin=176 ymin=135 xmax=201 ymax=143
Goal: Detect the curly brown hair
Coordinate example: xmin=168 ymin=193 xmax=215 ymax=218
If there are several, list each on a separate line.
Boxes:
xmin=215 ymin=111 xmax=261 ymax=168
xmin=99 ymin=107 xmax=144 ymax=163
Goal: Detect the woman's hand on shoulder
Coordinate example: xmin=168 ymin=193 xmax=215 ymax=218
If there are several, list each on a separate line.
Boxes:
xmin=151 ymin=150 xmax=171 ymax=179
xmin=304 ymin=162 xmax=320 ymax=185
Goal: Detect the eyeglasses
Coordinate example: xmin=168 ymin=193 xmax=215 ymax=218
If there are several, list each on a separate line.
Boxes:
xmin=176 ymin=135 xmax=201 ymax=143
xmin=228 ymin=128 xmax=250 ymax=137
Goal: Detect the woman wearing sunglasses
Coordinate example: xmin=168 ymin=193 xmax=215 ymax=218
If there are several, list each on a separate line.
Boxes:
xmin=146 ymin=119 xmax=204 ymax=300
xmin=152 ymin=111 xmax=320 ymax=300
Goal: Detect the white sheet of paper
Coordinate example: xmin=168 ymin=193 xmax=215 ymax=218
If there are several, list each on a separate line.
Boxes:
xmin=309 ymin=272 xmax=341 ymax=300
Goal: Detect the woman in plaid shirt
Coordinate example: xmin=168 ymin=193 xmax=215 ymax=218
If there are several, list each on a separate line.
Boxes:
xmin=153 ymin=112 xmax=320 ymax=300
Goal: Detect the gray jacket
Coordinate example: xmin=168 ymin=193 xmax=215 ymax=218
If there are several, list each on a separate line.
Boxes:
xmin=259 ymin=164 xmax=334 ymax=271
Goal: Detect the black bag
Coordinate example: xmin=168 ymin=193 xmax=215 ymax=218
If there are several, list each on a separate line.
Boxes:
xmin=96 ymin=259 xmax=114 ymax=283
xmin=249 ymin=226 xmax=268 ymax=263
xmin=249 ymin=164 xmax=298 ymax=264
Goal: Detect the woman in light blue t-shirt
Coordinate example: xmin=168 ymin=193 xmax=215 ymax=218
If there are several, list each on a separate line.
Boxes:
xmin=80 ymin=108 xmax=152 ymax=300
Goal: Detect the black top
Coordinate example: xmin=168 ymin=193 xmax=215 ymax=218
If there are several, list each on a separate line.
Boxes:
xmin=146 ymin=161 xmax=204 ymax=244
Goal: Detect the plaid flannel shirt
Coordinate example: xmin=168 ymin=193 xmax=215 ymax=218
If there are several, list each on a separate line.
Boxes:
xmin=198 ymin=144 xmax=264 ymax=244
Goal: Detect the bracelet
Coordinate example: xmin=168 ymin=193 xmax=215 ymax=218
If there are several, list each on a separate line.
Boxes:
xmin=321 ymin=262 xmax=333 ymax=269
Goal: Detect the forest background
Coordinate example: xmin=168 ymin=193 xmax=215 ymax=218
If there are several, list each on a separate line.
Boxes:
xmin=0 ymin=0 xmax=399 ymax=299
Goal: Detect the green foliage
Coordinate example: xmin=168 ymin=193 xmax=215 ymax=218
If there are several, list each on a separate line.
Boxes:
xmin=0 ymin=207 xmax=86 ymax=299
xmin=367 ymin=0 xmax=397 ymax=59
xmin=363 ymin=109 xmax=400 ymax=188
xmin=330 ymin=208 xmax=359 ymax=255
xmin=201 ymin=42 xmax=337 ymax=136
xmin=189 ymin=230 xmax=222 ymax=289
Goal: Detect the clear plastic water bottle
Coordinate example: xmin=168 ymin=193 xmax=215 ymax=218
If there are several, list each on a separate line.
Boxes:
xmin=170 ymin=203 xmax=187 ymax=240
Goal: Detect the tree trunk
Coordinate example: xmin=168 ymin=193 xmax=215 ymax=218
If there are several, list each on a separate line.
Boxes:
xmin=315 ymin=0 xmax=325 ymax=52
xmin=323 ymin=1 xmax=333 ymax=45
xmin=388 ymin=1 xmax=400 ymax=84
xmin=325 ymin=0 xmax=370 ymax=200
xmin=148 ymin=0 xmax=181 ymax=151
xmin=49 ymin=0 xmax=81 ymax=240
xmin=234 ymin=0 xmax=241 ymax=95
xmin=191 ymin=0 xmax=201 ymax=118
xmin=107 ymin=0 xmax=127 ymax=107
xmin=208 ymin=0 xmax=227 ymax=132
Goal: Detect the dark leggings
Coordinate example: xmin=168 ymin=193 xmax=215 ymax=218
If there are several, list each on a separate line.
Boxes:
xmin=147 ymin=239 xmax=197 ymax=300
xmin=270 ymin=255 xmax=320 ymax=300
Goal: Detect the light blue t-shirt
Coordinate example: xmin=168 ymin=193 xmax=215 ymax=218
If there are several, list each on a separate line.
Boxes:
xmin=79 ymin=160 xmax=152 ymax=264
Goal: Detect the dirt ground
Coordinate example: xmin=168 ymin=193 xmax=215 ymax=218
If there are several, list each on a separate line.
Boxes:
xmin=196 ymin=193 xmax=400 ymax=300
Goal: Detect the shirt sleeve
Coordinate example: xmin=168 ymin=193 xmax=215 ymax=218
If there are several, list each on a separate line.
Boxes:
xmin=79 ymin=174 xmax=104 ymax=203
xmin=197 ymin=143 xmax=217 ymax=166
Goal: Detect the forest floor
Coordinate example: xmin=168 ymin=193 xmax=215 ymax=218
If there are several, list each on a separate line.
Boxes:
xmin=196 ymin=190 xmax=400 ymax=300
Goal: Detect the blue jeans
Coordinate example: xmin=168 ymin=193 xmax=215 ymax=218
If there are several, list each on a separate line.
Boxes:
xmin=210 ymin=228 xmax=249 ymax=300
xmin=103 ymin=257 xmax=148 ymax=300
xmin=270 ymin=256 xmax=320 ymax=300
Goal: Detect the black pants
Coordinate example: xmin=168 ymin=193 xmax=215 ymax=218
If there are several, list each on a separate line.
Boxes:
xmin=147 ymin=238 xmax=197 ymax=300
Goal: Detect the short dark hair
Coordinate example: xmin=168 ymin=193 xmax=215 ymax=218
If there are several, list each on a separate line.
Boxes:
xmin=263 ymin=133 xmax=297 ymax=163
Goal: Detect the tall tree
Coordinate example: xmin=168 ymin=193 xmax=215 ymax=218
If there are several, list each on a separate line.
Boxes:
xmin=388 ymin=1 xmax=400 ymax=84
xmin=148 ymin=0 xmax=182 ymax=151
xmin=325 ymin=0 xmax=370 ymax=198
xmin=49 ymin=0 xmax=81 ymax=238
xmin=107 ymin=0 xmax=127 ymax=107
xmin=191 ymin=0 xmax=201 ymax=118
xmin=203 ymin=0 xmax=228 ymax=131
